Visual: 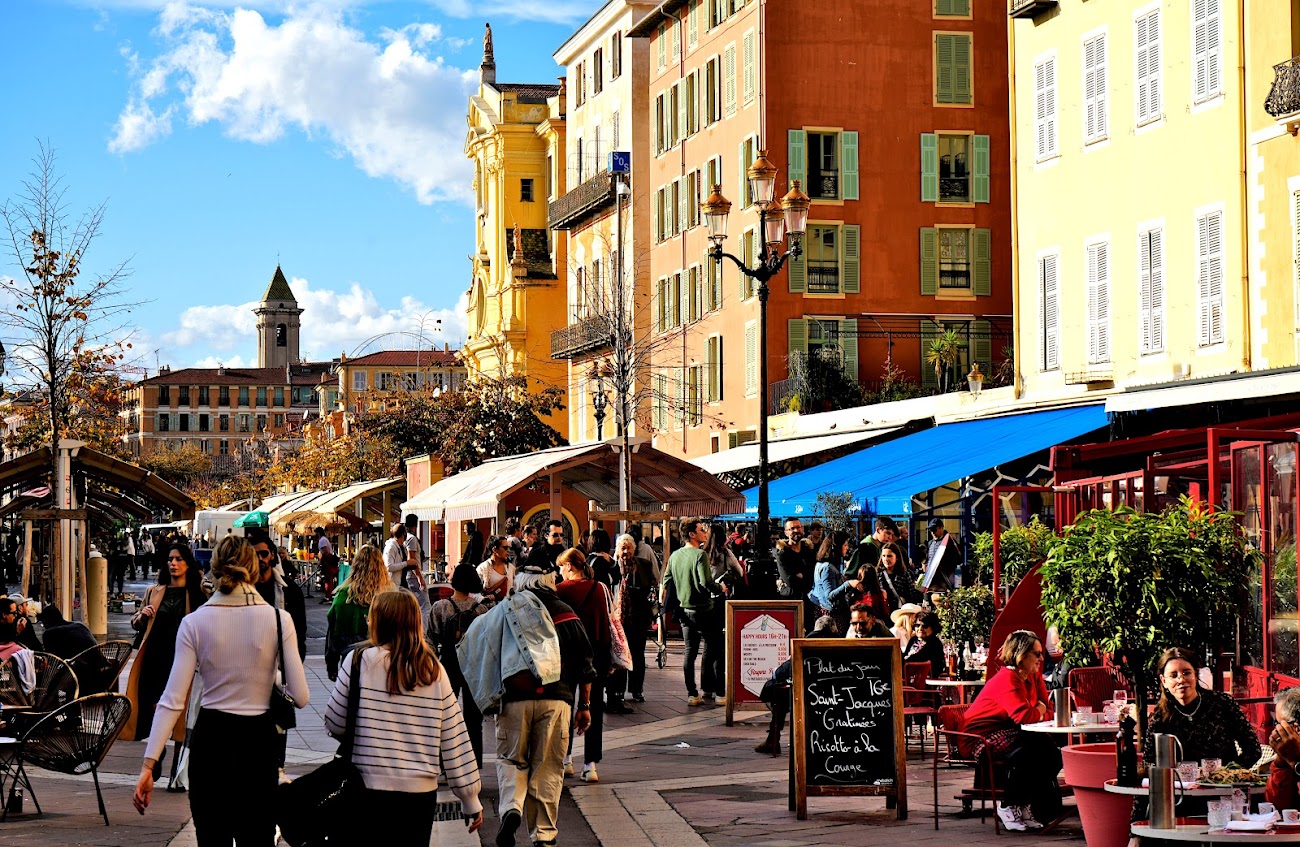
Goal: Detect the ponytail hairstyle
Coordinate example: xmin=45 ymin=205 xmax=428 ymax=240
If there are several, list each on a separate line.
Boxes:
xmin=558 ymin=547 xmax=593 ymax=580
xmin=210 ymin=535 xmax=257 ymax=595
xmin=368 ymin=590 xmax=439 ymax=694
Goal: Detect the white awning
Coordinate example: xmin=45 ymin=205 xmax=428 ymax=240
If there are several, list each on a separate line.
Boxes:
xmin=272 ymin=477 xmax=405 ymax=531
xmin=1106 ymin=370 xmax=1300 ymax=413
xmin=256 ymin=491 xmax=313 ymax=515
xmin=689 ymin=426 xmax=902 ymax=476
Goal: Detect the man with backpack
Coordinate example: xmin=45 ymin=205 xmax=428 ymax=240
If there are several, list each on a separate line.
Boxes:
xmin=428 ymin=565 xmax=489 ymax=766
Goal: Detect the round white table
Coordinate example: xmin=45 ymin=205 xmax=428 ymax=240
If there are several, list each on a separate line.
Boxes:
xmin=1022 ymin=720 xmax=1122 ymax=736
xmin=1132 ymin=819 xmax=1300 ymax=843
xmin=1105 ymin=779 xmax=1269 ymax=798
xmin=925 ymin=678 xmax=985 ymax=704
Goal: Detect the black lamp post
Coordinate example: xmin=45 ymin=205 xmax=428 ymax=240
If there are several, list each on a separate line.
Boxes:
xmin=700 ymin=151 xmax=810 ymax=564
xmin=592 ymin=367 xmax=609 ymax=441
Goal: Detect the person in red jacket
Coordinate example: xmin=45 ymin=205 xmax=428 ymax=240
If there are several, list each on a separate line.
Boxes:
xmin=1267 ymin=687 xmax=1300 ymax=809
xmin=963 ymin=630 xmax=1061 ymax=832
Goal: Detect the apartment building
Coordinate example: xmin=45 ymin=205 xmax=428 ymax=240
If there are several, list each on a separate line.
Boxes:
xmin=629 ymin=0 xmax=1012 ymax=461
xmin=551 ymin=0 xmax=656 ymax=443
xmin=326 ymin=348 xmax=467 ymax=415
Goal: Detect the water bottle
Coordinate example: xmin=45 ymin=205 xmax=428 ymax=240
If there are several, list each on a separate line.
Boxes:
xmin=1054 ymin=686 xmax=1071 ymax=727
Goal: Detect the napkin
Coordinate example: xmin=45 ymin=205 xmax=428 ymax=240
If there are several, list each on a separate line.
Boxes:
xmin=1224 ymin=820 xmax=1274 ymax=832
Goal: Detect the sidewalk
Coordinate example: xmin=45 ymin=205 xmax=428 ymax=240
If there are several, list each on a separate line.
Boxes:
xmin=2 ymin=593 xmax=1088 ymax=846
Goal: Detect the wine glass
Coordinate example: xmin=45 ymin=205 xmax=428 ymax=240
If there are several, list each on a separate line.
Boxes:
xmin=1113 ymin=689 xmax=1129 ymax=709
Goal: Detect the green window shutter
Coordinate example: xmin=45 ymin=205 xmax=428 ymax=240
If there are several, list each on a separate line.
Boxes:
xmin=920 ymin=228 xmax=939 ymax=295
xmin=840 ymin=318 xmax=859 ymax=382
xmin=935 ymin=35 xmax=955 ymax=103
xmin=921 ymin=134 xmax=939 ymax=202
xmin=921 ymin=324 xmax=940 ymax=389
xmin=973 ymin=228 xmax=992 ymax=295
xmin=787 ymin=246 xmax=806 ymax=293
xmin=788 ymin=129 xmax=806 ymax=190
xmin=972 ymin=319 xmax=992 ymax=373
xmin=973 ymin=134 xmax=990 ymax=203
xmin=842 ymin=224 xmax=861 ymax=293
xmin=953 ymin=35 xmax=972 ymax=104
xmin=841 ymin=131 xmax=859 ymax=200
xmin=738 ymin=141 xmax=748 ymax=207
xmin=678 ymin=273 xmax=689 ymax=325
xmin=788 ymin=318 xmax=808 ymax=356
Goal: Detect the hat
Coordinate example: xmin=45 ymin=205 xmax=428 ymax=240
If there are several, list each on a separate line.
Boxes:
xmin=890 ymin=603 xmax=924 ymax=625
xmin=927 ymin=518 xmax=946 ymax=530
xmin=811 ymin=615 xmax=838 ymax=636
xmin=450 ymin=564 xmax=483 ymax=595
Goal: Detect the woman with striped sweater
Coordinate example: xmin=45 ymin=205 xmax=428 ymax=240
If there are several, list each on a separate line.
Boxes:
xmin=324 ymin=590 xmax=484 ymax=844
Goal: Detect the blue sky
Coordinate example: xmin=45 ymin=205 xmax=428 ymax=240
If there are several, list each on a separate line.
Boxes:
xmin=0 ymin=0 xmax=599 ymax=370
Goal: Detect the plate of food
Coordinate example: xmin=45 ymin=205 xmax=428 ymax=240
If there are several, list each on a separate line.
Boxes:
xmin=1197 ymin=764 xmax=1268 ymax=788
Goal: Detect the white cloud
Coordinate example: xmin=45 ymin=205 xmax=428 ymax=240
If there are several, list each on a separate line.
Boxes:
xmin=110 ymin=3 xmax=480 ymax=204
xmin=191 ymin=353 xmax=252 ymax=369
xmin=425 ymin=0 xmax=595 ymax=25
xmin=164 ymin=275 xmax=468 ymax=367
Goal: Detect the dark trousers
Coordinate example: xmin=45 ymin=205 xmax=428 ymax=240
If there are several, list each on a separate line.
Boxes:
xmin=680 ymin=608 xmax=724 ymax=697
xmin=448 ymin=667 xmax=484 ymax=767
xmin=993 ymin=731 xmax=1064 ymax=822
xmin=609 ymin=613 xmax=650 ymax=700
xmin=110 ymin=561 xmax=127 ymax=595
xmin=346 ymin=787 xmax=439 ymax=846
xmin=568 ymin=675 xmax=605 ymax=764
xmin=189 ymin=709 xmax=278 ymax=846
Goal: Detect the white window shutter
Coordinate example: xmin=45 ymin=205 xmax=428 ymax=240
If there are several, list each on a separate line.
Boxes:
xmin=1294 ymin=191 xmax=1300 ymax=326
xmin=1135 ymin=10 xmax=1161 ymax=125
xmin=1206 ymin=0 xmax=1222 ymax=98
xmin=688 ymin=0 xmax=699 ymax=48
xmin=1084 ymin=35 xmax=1107 ymax=143
xmin=1207 ymin=211 xmax=1224 ymax=343
xmin=745 ymin=322 xmax=758 ymax=396
xmin=724 ymin=43 xmax=737 ymax=116
xmin=1139 ymin=231 xmax=1153 ymax=354
xmin=1150 ymin=228 xmax=1165 ymax=352
xmin=742 ymin=30 xmax=755 ymax=104
xmin=1035 ymin=58 xmax=1057 ymax=160
xmin=1041 ymin=255 xmax=1059 ymax=370
xmin=1087 ymin=243 xmax=1110 ymax=364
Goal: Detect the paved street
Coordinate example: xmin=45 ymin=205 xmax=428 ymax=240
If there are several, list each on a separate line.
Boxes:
xmin=1 ymin=575 xmax=1087 ymax=846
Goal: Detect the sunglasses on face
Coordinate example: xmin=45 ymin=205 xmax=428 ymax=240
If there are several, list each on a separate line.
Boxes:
xmin=256 ymin=550 xmax=273 ymax=559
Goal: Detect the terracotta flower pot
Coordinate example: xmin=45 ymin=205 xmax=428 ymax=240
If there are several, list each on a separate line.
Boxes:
xmin=1062 ymin=742 xmax=1133 ymax=847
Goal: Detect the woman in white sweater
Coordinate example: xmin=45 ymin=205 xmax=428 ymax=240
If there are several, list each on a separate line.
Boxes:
xmin=324 ymin=589 xmax=484 ymax=844
xmin=132 ymin=535 xmax=309 ymax=844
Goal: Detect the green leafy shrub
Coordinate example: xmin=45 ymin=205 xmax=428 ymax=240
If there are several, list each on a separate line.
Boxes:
xmin=969 ymin=516 xmax=1059 ymax=593
xmin=934 ymin=585 xmax=995 ymax=650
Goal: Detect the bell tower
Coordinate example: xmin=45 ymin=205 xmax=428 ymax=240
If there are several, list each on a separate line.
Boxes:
xmin=254 ymin=265 xmax=303 ymax=369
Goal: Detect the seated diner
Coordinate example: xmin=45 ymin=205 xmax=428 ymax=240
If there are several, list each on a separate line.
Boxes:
xmin=1142 ymin=647 xmax=1260 ymax=769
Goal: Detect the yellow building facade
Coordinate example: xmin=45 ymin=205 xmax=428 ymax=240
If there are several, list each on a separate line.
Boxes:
xmin=1012 ymin=0 xmax=1257 ymax=401
xmin=463 ymin=25 xmax=570 ymax=438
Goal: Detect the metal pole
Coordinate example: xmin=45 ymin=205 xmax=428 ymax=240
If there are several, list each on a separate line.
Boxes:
xmin=757 ymin=205 xmax=771 ymax=558
xmin=616 ymin=174 xmax=630 ymax=530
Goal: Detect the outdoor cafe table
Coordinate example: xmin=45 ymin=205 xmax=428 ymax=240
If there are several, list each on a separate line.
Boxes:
xmin=1023 ymin=720 xmax=1125 ymax=736
xmin=1132 ymin=818 xmax=1300 ymax=844
xmin=1105 ymin=779 xmax=1269 ymax=799
xmin=926 ymin=677 xmax=985 ymax=704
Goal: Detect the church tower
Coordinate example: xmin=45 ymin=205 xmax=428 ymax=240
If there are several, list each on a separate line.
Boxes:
xmin=255 ymin=265 xmax=303 ymax=368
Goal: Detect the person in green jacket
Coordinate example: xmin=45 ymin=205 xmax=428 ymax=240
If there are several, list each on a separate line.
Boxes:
xmin=325 ymin=545 xmax=395 ymax=680
xmin=662 ymin=517 xmax=726 ymax=707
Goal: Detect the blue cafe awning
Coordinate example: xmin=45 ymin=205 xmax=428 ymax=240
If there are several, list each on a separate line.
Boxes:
xmin=737 ymin=404 xmax=1109 ymax=518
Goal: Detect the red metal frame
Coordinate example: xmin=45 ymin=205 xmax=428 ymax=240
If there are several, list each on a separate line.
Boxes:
xmin=990 ymin=484 xmax=1055 ymax=611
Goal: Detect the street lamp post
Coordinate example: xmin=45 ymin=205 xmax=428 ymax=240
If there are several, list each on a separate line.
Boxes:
xmin=700 ymin=150 xmax=810 ymax=571
xmin=592 ymin=366 xmax=609 ymax=441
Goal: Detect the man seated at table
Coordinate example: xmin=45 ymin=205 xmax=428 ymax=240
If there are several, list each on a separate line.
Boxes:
xmin=845 ymin=602 xmax=892 ymax=640
xmin=1265 ymin=687 xmax=1300 ymax=807
xmin=0 ymin=599 xmax=36 ymax=707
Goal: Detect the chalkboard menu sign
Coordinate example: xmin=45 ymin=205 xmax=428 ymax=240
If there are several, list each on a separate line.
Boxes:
xmin=791 ymin=638 xmax=906 ymax=820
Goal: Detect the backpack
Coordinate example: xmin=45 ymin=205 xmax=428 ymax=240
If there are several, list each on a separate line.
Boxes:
xmin=438 ymin=603 xmax=480 ymax=662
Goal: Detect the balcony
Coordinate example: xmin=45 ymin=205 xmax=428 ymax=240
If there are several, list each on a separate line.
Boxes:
xmin=551 ymin=315 xmax=621 ymax=360
xmin=1009 ymin=0 xmax=1057 ymax=18
xmin=808 ymin=264 xmax=841 ymax=294
xmin=548 ymin=171 xmax=616 ymax=231
xmin=807 ymin=170 xmax=839 ymax=201
xmin=1265 ymin=56 xmax=1300 ymax=123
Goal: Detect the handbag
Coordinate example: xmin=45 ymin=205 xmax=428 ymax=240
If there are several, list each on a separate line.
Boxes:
xmin=270 ymin=606 xmax=297 ymax=731
xmin=276 ymin=648 xmax=367 ymax=847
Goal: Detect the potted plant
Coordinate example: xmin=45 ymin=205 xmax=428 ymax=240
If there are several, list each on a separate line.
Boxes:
xmin=925 ymin=328 xmax=964 ymax=393
xmin=969 ymin=516 xmax=1059 ymax=596
xmin=933 ymin=584 xmax=995 ymax=668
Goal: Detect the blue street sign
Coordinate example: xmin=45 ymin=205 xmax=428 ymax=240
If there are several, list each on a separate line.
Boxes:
xmin=608 ymin=151 xmax=631 ymax=174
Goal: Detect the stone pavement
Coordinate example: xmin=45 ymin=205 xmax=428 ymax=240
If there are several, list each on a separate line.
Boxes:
xmin=1 ymin=582 xmax=1088 ymax=845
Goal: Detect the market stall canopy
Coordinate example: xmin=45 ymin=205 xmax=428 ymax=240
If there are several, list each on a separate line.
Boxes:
xmin=735 ymin=405 xmax=1109 ymax=518
xmin=689 ymin=425 xmax=906 ymax=476
xmin=0 ymin=445 xmax=195 ymax=519
xmin=271 ymin=477 xmax=404 ymax=533
xmin=401 ymin=441 xmax=745 ymax=522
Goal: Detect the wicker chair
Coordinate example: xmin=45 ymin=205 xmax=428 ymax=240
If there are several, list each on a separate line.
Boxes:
xmin=0 ymin=655 xmax=32 ymax=708
xmin=28 ymin=653 xmax=79 ymax=713
xmin=2 ymin=693 xmax=132 ymax=826
xmin=68 ymin=640 xmax=133 ymax=695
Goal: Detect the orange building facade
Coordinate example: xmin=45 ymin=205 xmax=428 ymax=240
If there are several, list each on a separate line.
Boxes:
xmin=629 ymin=0 xmax=1012 ymax=460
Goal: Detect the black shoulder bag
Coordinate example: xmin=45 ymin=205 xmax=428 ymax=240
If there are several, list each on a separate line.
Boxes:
xmin=276 ymin=647 xmax=366 ymax=847
xmin=270 ymin=605 xmax=298 ymax=731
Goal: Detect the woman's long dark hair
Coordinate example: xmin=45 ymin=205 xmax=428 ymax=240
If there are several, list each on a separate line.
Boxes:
xmin=161 ymin=542 xmax=209 ymax=611
xmin=706 ymin=523 xmax=731 ymax=574
xmin=1153 ymin=646 xmax=1203 ymax=724
xmin=816 ymin=530 xmax=852 ymax=567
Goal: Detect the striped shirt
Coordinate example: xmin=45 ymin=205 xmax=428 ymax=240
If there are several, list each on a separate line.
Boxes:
xmin=323 ymin=647 xmax=483 ymax=809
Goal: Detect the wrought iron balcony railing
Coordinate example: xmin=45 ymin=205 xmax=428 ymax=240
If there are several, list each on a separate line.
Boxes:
xmin=1266 ymin=56 xmax=1300 ymax=120
xmin=807 ymin=264 xmax=841 ymax=294
xmin=551 ymin=315 xmax=620 ymax=359
xmin=548 ymin=171 xmax=616 ymax=231
xmin=807 ymin=171 xmax=839 ymax=200
xmin=1009 ymin=0 xmax=1058 ymax=18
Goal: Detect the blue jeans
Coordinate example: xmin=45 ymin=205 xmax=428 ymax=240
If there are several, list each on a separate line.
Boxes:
xmin=679 ymin=608 xmax=723 ymax=697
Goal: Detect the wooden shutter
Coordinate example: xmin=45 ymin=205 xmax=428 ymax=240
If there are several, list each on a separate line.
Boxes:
xmin=1200 ymin=210 xmax=1224 ymax=344
xmin=921 ymin=324 xmax=940 ymax=389
xmin=1139 ymin=230 xmax=1154 ymax=354
xmin=688 ymin=0 xmax=699 ymax=48
xmin=787 ymin=244 xmax=806 ymax=293
xmin=921 ymin=134 xmax=939 ymax=202
xmin=1194 ymin=0 xmax=1222 ymax=103
xmin=745 ymin=322 xmax=758 ymax=395
xmin=724 ymin=43 xmax=737 ymax=116
xmin=1087 ymin=242 xmax=1110 ymax=363
xmin=1135 ymin=9 xmax=1161 ymax=124
xmin=1084 ymin=34 xmax=1108 ymax=142
xmin=708 ymin=249 xmax=722 ymax=309
xmin=738 ymin=141 xmax=749 ymax=207
xmin=920 ymin=228 xmax=939 ymax=295
xmin=842 ymin=225 xmax=861 ymax=294
xmin=1040 ymin=255 xmax=1059 ymax=370
xmin=677 ymin=272 xmax=688 ymax=327
xmin=788 ymin=129 xmax=807 ymax=189
xmin=972 ymin=135 xmax=990 ymax=203
xmin=788 ymin=318 xmax=808 ymax=357
xmin=655 ymin=279 xmax=666 ymax=333
xmin=677 ymin=177 xmax=688 ymax=234
xmin=676 ymin=83 xmax=687 ymax=147
xmin=973 ymin=228 xmax=991 ymax=295
xmin=742 ymin=30 xmax=755 ymax=104
xmin=841 ymin=131 xmax=859 ymax=200
xmin=840 ymin=318 xmax=859 ymax=383
xmin=953 ymin=34 xmax=972 ymax=104
xmin=707 ymin=335 xmax=723 ymax=402
xmin=671 ymin=19 xmax=681 ymax=62
xmin=972 ymin=320 xmax=992 ymax=373
xmin=657 ymin=24 xmax=666 ymax=69
xmin=935 ymin=35 xmax=954 ymax=103
xmin=1035 ymin=57 xmax=1057 ymax=160
xmin=1149 ymin=228 xmax=1165 ymax=352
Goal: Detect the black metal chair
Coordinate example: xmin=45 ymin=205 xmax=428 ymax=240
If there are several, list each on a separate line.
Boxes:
xmin=29 ymin=653 xmax=79 ymax=712
xmin=2 ymin=692 xmax=132 ymax=825
xmin=68 ymin=640 xmax=133 ymax=695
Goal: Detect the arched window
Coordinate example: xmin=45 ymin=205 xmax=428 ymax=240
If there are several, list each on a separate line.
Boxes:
xmin=276 ymin=323 xmax=287 ymax=347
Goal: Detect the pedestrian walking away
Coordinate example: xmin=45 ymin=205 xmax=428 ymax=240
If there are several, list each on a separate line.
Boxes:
xmin=428 ymin=563 xmax=489 ymax=766
xmin=556 ymin=547 xmax=616 ymax=782
xmin=325 ymin=545 xmax=396 ymax=681
xmin=607 ymin=533 xmax=655 ymax=708
xmin=662 ymin=517 xmax=726 ymax=707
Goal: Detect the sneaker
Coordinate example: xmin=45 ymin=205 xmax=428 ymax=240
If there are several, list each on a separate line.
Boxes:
xmin=712 ymin=694 xmax=727 ymax=706
xmin=563 ymin=756 xmax=574 ymax=776
xmin=1022 ymin=814 xmax=1044 ymax=830
xmin=687 ymin=694 xmax=705 ymax=706
xmin=631 ymin=693 xmax=645 ymax=703
xmin=496 ymin=808 xmax=522 ymax=847
xmin=703 ymin=694 xmax=717 ymax=706
xmin=996 ymin=803 xmax=1028 ymax=832
xmin=581 ymin=763 xmax=599 ymax=782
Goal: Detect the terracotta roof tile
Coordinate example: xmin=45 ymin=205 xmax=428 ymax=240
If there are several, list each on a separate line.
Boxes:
xmin=141 ymin=367 xmax=291 ymax=386
xmin=345 ymin=350 xmax=462 ymax=367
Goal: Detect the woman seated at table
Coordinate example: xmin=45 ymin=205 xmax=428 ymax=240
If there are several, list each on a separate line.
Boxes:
xmin=902 ymin=612 xmax=945 ymax=677
xmin=1264 ymin=687 xmax=1300 ymax=808
xmin=1143 ymin=646 xmax=1261 ymax=769
xmin=964 ymin=629 xmax=1062 ymax=832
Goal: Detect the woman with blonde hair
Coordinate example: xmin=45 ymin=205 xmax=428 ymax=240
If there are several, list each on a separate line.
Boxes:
xmin=325 ymin=590 xmax=483 ymax=844
xmin=132 ymin=534 xmax=309 ymax=844
xmin=962 ymin=629 xmax=1061 ymax=831
xmin=325 ymin=544 xmax=395 ymax=681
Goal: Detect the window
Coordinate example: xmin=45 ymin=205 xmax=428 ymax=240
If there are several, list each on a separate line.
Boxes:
xmin=158 ymin=414 xmax=170 ymax=432
xmin=1138 ymin=226 xmax=1165 ymax=355
xmin=739 ymin=135 xmax=757 ymax=206
xmin=276 ymin=323 xmax=287 ymax=347
xmin=238 ymin=414 xmax=251 ymax=432
xmin=274 ymin=387 xmax=284 ymax=407
xmin=1034 ymin=55 xmax=1058 ymax=161
xmin=1039 ymin=254 xmax=1059 ymax=370
xmin=179 ymin=386 xmax=190 ymax=405
xmin=806 ymin=226 xmax=841 ymax=294
xmin=657 ymin=23 xmax=666 ymax=69
xmin=1086 ymin=240 xmax=1111 ymax=364
xmin=352 ymin=370 xmax=367 ymax=392
xmin=179 ymin=413 xmax=190 ymax=432
xmin=1135 ymin=8 xmax=1162 ymax=126
xmin=935 ymin=33 xmax=973 ymax=105
xmin=807 ymin=132 xmax=838 ymax=200
xmin=686 ymin=366 xmax=703 ymax=427
xmin=238 ymin=387 xmax=249 ymax=406
xmin=940 ymin=229 xmax=971 ymax=289
xmin=686 ymin=72 xmax=699 ymax=135
xmin=158 ymin=385 xmax=171 ymax=404
xmin=521 ymin=178 xmax=535 ymax=202
xmin=671 ymin=16 xmax=681 ymax=63
xmin=257 ymin=386 xmax=267 ymax=406
xmin=378 ymin=372 xmax=398 ymax=390
xmin=654 ymin=94 xmax=665 ymax=153
xmin=1197 ymin=209 xmax=1225 ymax=346
xmin=742 ymin=29 xmax=756 ymax=105
xmin=705 ymin=155 xmax=722 ymax=200
xmin=219 ymin=414 xmax=230 ymax=432
xmin=611 ymin=32 xmax=623 ymax=79
xmin=789 ymin=317 xmax=860 ymax=383
xmin=219 ymin=439 xmax=229 ymax=456
xmin=1083 ymin=32 xmax=1108 ymax=144
xmin=705 ymin=57 xmax=720 ymax=126
xmin=256 ymin=414 xmax=267 ymax=432
xmin=686 ymin=170 xmax=700 ymax=228
xmin=919 ymin=227 xmax=991 ymax=295
xmin=705 ymin=249 xmax=723 ymax=312
xmin=668 ymin=84 xmax=680 ymax=148
xmin=688 ymin=265 xmax=702 ymax=323
xmin=593 ymin=48 xmax=604 ymax=94
xmin=710 ymin=0 xmax=726 ymax=28
xmin=199 ymin=413 xmax=210 ymax=432
xmin=706 ymin=335 xmax=723 ymax=402
xmin=740 ymin=229 xmax=757 ymax=299
xmin=935 ymin=0 xmax=970 ymax=15
xmin=745 ymin=321 xmax=758 ymax=396
xmin=575 ymin=61 xmax=586 ymax=106
xmin=723 ymin=43 xmax=737 ymax=117
xmin=198 ymin=386 xmax=209 ymax=405
xmin=1193 ymin=0 xmax=1223 ymax=104
xmin=938 ymin=134 xmax=969 ymax=202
